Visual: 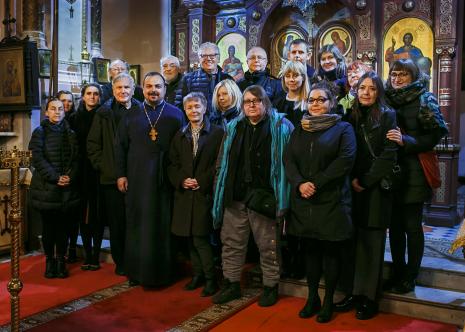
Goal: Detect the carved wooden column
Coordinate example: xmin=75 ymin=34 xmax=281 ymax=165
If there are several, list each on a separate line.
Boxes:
xmin=90 ymin=0 xmax=102 ymax=58
xmin=424 ymin=0 xmax=461 ymax=226
xmin=22 ymin=0 xmax=46 ymax=48
xmin=354 ymin=0 xmax=377 ymax=70
xmin=181 ymin=0 xmax=218 ymax=70
xmin=173 ymin=5 xmax=189 ymax=72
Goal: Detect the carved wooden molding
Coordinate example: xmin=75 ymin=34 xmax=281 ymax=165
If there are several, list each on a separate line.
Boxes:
xmin=191 ymin=18 xmax=200 ymax=53
xmin=261 ymin=0 xmax=279 ymax=13
xmin=178 ymin=32 xmax=186 ymax=63
xmin=216 ymin=18 xmax=224 ymax=36
xmin=384 ymin=2 xmax=399 ymax=22
xmin=238 ymin=16 xmax=246 ymax=33
xmin=419 ymin=0 xmax=432 ymax=19
xmin=356 ymin=10 xmax=371 ymax=41
xmin=439 ymin=0 xmax=453 ymax=35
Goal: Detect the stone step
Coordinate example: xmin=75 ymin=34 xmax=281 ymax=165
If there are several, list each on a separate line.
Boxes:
xmin=383 ymin=261 xmax=465 ymax=293
xmin=278 ymin=278 xmax=465 ymax=327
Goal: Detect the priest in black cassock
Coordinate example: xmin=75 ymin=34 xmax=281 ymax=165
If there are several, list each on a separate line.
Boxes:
xmin=115 ymin=71 xmax=185 ymax=287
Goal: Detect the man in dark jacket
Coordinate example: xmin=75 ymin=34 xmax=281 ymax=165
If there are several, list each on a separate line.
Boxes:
xmin=175 ymin=42 xmax=232 ymax=117
xmin=87 ymin=73 xmax=142 ymax=276
xmin=100 ymin=59 xmax=144 ymax=103
xmin=288 ymin=39 xmax=316 ymax=79
xmin=237 ymin=46 xmax=284 ymax=104
xmin=161 ymin=55 xmax=183 ymax=105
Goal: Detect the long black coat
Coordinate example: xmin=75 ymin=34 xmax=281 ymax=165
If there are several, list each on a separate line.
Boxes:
xmin=168 ymin=121 xmax=224 ymax=237
xmin=115 ymin=101 xmax=184 ymax=287
xmin=87 ymin=98 xmax=142 ymax=184
xmin=29 ymin=120 xmax=80 ymax=211
xmin=284 ymin=120 xmax=356 ymax=241
xmin=349 ymin=106 xmax=398 ymax=228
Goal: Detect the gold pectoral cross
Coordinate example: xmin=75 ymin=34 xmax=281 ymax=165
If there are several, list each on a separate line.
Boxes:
xmin=149 ymin=128 xmax=158 ymax=141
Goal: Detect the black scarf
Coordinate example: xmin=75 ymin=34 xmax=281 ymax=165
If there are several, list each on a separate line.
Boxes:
xmin=385 ymin=80 xmax=426 ymax=108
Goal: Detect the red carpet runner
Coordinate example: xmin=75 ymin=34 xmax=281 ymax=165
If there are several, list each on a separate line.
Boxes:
xmin=0 ymin=254 xmax=126 ymax=326
xmin=28 ymin=278 xmax=213 ymax=332
xmin=211 ymin=296 xmax=456 ymax=332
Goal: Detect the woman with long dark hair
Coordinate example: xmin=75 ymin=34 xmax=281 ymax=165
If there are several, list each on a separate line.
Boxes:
xmin=284 ymin=81 xmax=356 ymax=323
xmin=385 ymin=59 xmax=448 ymax=294
xmin=348 ymin=72 xmax=397 ymax=319
xmin=312 ymin=44 xmax=347 ymax=100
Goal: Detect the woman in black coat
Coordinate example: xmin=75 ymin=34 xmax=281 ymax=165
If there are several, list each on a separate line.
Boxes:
xmin=168 ymin=92 xmax=224 ymax=297
xmin=284 ymin=81 xmax=356 ymax=323
xmin=348 ymin=72 xmax=398 ymax=320
xmin=29 ymin=98 xmax=80 ymax=279
xmin=385 ymin=59 xmax=448 ymax=294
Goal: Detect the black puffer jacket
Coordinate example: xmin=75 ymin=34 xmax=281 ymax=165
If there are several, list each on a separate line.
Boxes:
xmin=29 ymin=119 xmax=80 ymax=211
xmin=174 ymin=66 xmax=232 ymax=116
xmin=237 ymin=70 xmax=284 ymax=104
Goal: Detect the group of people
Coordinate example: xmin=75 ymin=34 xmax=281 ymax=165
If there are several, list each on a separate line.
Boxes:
xmin=28 ymin=38 xmax=447 ymax=324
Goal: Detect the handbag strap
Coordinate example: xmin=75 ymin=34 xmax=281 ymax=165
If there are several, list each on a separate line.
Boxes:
xmin=360 ymin=124 xmax=377 ymax=159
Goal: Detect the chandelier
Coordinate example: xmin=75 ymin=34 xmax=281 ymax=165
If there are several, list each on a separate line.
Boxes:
xmin=282 ymin=0 xmax=326 ymax=12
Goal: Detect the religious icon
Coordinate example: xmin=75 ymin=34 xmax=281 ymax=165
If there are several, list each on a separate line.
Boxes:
xmin=271 ymin=27 xmax=305 ymax=77
xmin=0 ymin=46 xmax=25 ymax=104
xmin=221 ymin=45 xmax=245 ymax=81
xmin=383 ymin=18 xmax=434 ymax=85
xmin=218 ymin=33 xmax=247 ymax=81
xmin=320 ymin=26 xmax=352 ymax=62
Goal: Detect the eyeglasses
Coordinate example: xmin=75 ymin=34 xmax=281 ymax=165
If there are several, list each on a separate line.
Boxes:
xmin=243 ymin=98 xmax=262 ymax=106
xmin=199 ymin=54 xmax=219 ymax=59
xmin=390 ymin=71 xmax=410 ymax=79
xmin=307 ymin=97 xmax=328 ymax=104
xmin=247 ymin=55 xmax=266 ymax=61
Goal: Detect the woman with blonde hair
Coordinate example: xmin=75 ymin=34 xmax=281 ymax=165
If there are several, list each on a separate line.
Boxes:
xmin=211 ymin=79 xmax=242 ymax=128
xmin=274 ymin=60 xmax=310 ymax=127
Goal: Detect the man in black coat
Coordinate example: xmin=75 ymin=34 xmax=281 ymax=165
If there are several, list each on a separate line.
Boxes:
xmin=237 ymin=46 xmax=284 ymax=104
xmin=87 ymin=73 xmax=142 ymax=276
xmin=161 ymin=55 xmax=183 ymax=105
xmin=115 ymin=72 xmax=184 ymax=287
xmin=175 ymin=42 xmax=232 ymax=118
xmin=100 ymin=59 xmax=144 ymax=103
xmin=288 ymin=39 xmax=316 ymax=79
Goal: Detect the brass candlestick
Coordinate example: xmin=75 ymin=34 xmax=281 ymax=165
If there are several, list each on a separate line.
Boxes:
xmin=0 ymin=146 xmax=32 ymax=332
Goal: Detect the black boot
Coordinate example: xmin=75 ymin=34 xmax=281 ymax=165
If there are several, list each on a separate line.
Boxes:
xmin=356 ymin=297 xmax=378 ymax=320
xmin=44 ymin=256 xmax=56 ymax=279
xmin=299 ymin=292 xmax=321 ymax=318
xmin=56 ymin=257 xmax=69 ymax=278
xmin=212 ymin=279 xmax=241 ymax=304
xmin=334 ymin=294 xmax=358 ymax=312
xmin=67 ymin=247 xmax=78 ymax=263
xmin=88 ymin=251 xmax=100 ymax=271
xmin=258 ymin=284 xmax=279 ymax=307
xmin=184 ymin=275 xmax=205 ymax=291
xmin=317 ymin=295 xmax=333 ymax=323
xmin=201 ymin=279 xmax=219 ymax=297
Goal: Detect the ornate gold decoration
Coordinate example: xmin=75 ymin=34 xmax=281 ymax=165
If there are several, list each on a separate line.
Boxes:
xmin=384 ymin=2 xmax=399 ymax=22
xmin=238 ymin=16 xmax=246 ymax=32
xmin=191 ymin=18 xmax=200 ymax=53
xmin=0 ymin=146 xmax=32 ymax=332
xmin=356 ymin=10 xmax=371 ymax=41
xmin=439 ymin=0 xmax=453 ymax=35
xmin=178 ymin=32 xmax=186 ymax=63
